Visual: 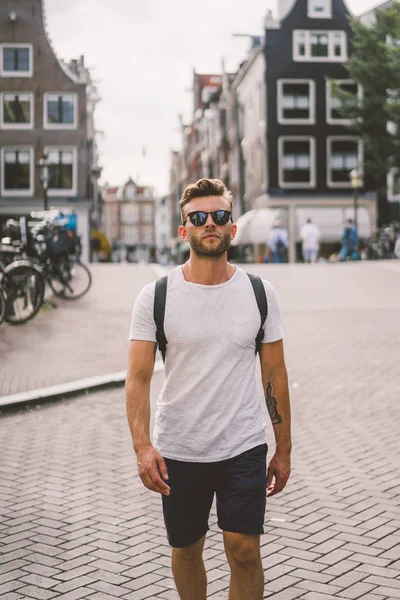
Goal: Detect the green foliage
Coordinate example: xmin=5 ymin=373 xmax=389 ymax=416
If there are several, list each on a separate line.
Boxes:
xmin=332 ymin=2 xmax=400 ymax=185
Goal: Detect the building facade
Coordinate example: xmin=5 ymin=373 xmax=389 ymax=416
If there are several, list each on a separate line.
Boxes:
xmin=262 ymin=0 xmax=377 ymax=260
xmin=103 ymin=178 xmax=156 ymax=262
xmin=0 ymin=0 xmax=100 ymax=261
xmin=231 ymin=44 xmax=267 ymax=214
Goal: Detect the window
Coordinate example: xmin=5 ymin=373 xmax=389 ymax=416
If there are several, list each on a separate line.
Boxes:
xmin=1 ymin=93 xmax=34 ymax=129
xmin=326 ymin=80 xmax=360 ymax=124
xmin=123 ymin=225 xmax=138 ymax=243
xmin=308 ymin=0 xmax=332 ymax=18
xmin=1 ymin=147 xmax=33 ymax=195
xmin=293 ymin=30 xmax=347 ymax=62
xmin=44 ymin=93 xmax=77 ymax=129
xmin=279 ymin=137 xmax=315 ymax=188
xmin=125 ymin=185 xmax=136 ymax=200
xmin=143 ymin=225 xmax=153 ymax=243
xmin=278 ymin=80 xmax=315 ymax=124
xmin=142 ymin=205 xmax=153 ymax=224
xmin=327 ymin=137 xmax=360 ymax=187
xmin=388 ymin=169 xmax=400 ymax=202
xmin=45 ymin=147 xmax=77 ymax=195
xmin=1 ymin=44 xmax=32 ymax=77
xmin=122 ymin=205 xmax=139 ymax=224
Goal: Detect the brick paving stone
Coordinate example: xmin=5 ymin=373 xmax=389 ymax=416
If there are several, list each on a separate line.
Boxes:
xmin=264 ymin=588 xmax=304 ymax=599
xmin=85 ymin=569 xmax=130 ymax=586
xmin=121 ymin=585 xmax=170 ymax=599
xmin=0 ymin=580 xmax=25 ymax=595
xmin=54 ymin=589 xmax=97 ymax=600
xmin=369 ymin=590 xmax=400 ymax=599
xmin=337 ymin=582 xmax=380 ymax=598
xmin=364 ymin=576 xmax=400 ymax=590
xmin=52 ymin=575 xmax=98 ymax=594
xmin=16 ymin=585 xmax=58 ymax=599
xmin=84 ymin=594 xmax=120 ymax=600
xmin=122 ymin=573 xmax=166 ymax=591
xmin=54 ymin=564 xmax=98 ymax=581
xmin=19 ymin=573 xmax=60 ymax=589
xmin=296 ymin=579 xmax=342 ymax=595
xmin=323 ymin=558 xmax=361 ymax=576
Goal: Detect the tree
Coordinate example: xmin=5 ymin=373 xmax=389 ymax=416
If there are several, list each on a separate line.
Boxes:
xmin=334 ymin=2 xmax=400 ymax=225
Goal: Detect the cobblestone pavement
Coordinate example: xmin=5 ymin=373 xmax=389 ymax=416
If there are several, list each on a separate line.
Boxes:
xmin=1 ymin=261 xmax=400 ymax=599
xmin=0 ymin=264 xmax=157 ymax=397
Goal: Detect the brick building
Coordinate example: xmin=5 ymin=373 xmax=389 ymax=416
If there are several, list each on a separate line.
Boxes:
xmin=0 ymin=0 xmax=101 ymax=261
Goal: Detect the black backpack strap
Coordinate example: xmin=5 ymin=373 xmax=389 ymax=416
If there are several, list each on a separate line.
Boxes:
xmin=153 ymin=276 xmax=168 ymax=363
xmin=247 ymin=272 xmax=268 ymax=354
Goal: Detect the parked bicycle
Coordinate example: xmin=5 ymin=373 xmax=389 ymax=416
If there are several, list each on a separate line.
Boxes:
xmin=0 ymin=211 xmax=92 ymax=326
xmin=0 ymin=258 xmax=45 ymax=325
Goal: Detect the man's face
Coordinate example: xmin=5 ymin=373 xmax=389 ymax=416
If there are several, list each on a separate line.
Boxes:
xmin=178 ymin=195 xmax=237 ymax=259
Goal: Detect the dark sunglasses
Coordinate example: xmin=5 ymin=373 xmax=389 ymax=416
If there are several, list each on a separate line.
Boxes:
xmin=183 ymin=210 xmax=232 ymax=227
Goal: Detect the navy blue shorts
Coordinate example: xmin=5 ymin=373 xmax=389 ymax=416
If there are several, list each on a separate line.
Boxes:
xmin=161 ymin=444 xmax=268 ymax=548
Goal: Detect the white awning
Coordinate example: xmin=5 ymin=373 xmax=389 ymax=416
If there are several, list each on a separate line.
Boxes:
xmin=232 ymin=206 xmax=372 ymax=245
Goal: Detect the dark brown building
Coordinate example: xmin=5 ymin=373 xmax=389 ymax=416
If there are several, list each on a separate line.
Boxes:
xmin=0 ymin=0 xmax=100 ymax=261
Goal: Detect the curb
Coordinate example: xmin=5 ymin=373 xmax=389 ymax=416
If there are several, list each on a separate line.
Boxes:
xmin=0 ymin=360 xmax=164 ymax=411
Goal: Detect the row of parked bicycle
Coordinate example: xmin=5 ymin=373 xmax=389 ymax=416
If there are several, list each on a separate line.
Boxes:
xmin=0 ymin=210 xmax=92 ymax=326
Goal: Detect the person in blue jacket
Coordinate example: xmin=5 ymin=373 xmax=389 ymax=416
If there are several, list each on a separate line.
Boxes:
xmin=340 ymin=218 xmax=358 ymax=261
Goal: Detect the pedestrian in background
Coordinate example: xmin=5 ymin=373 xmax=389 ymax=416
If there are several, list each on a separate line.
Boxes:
xmin=126 ymin=178 xmax=292 ymax=600
xmin=267 ymin=219 xmax=288 ymax=263
xmin=340 ymin=218 xmax=358 ymax=261
xmin=301 ymin=218 xmax=320 ymax=264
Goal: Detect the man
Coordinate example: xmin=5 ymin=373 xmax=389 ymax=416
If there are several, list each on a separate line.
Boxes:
xmin=126 ymin=178 xmax=292 ymax=600
xmin=301 ymin=218 xmax=320 ymax=264
xmin=267 ymin=219 xmax=288 ymax=263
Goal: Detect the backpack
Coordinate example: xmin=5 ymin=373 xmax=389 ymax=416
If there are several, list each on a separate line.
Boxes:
xmin=153 ymin=272 xmax=268 ymax=363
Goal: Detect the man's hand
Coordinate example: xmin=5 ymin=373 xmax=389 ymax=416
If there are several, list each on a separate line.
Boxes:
xmin=136 ymin=446 xmax=170 ymax=496
xmin=267 ymin=451 xmax=291 ymax=497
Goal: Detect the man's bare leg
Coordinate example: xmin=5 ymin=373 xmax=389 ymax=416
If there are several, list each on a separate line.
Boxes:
xmin=223 ymin=531 xmax=264 ymax=600
xmin=171 ymin=535 xmax=207 ymax=600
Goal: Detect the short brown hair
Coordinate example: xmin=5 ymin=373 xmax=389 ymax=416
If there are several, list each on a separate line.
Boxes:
xmin=180 ymin=179 xmax=233 ymax=223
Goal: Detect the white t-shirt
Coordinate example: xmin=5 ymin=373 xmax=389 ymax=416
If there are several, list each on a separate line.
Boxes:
xmin=301 ymin=223 xmax=320 ymax=251
xmin=129 ymin=266 xmax=284 ymax=462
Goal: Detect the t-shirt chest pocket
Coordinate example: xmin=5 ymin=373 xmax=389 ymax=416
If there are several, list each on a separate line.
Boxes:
xmin=232 ymin=315 xmax=261 ymax=348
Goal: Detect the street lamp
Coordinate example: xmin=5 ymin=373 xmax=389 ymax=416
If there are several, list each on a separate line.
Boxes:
xmin=349 ymin=168 xmax=363 ymax=235
xmin=37 ymin=154 xmax=50 ymax=211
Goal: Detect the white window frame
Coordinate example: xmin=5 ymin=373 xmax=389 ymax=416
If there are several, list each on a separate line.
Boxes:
xmin=43 ymin=92 xmax=78 ymax=130
xmin=277 ymin=79 xmax=316 ymax=125
xmin=326 ymin=136 xmax=363 ymax=188
xmin=0 ymin=92 xmax=34 ymax=129
xmin=0 ymin=44 xmax=33 ymax=77
xmin=278 ymin=136 xmax=316 ymax=189
xmin=1 ymin=146 xmax=34 ymax=196
xmin=293 ymin=30 xmax=347 ymax=62
xmin=44 ymin=146 xmax=78 ymax=196
xmin=308 ymin=0 xmax=332 ymax=18
xmin=326 ymin=79 xmax=361 ymax=125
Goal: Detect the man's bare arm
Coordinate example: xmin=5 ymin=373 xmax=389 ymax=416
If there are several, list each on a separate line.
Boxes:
xmin=126 ymin=340 xmax=170 ymax=495
xmin=260 ymin=339 xmax=292 ymax=497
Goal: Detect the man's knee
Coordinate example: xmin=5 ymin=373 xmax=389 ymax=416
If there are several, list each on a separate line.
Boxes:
xmin=172 ymin=535 xmax=205 ymax=565
xmin=224 ymin=532 xmax=261 ymax=568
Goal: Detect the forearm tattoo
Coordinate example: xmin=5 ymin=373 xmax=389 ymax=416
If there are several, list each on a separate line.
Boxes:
xmin=265 ymin=381 xmax=283 ymax=425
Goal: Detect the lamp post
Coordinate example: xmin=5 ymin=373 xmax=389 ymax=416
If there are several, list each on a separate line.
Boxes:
xmin=349 ymin=168 xmax=363 ymax=235
xmin=37 ymin=154 xmax=50 ymax=211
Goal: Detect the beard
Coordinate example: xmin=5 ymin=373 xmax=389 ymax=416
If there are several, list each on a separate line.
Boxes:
xmin=187 ymin=231 xmax=232 ymax=258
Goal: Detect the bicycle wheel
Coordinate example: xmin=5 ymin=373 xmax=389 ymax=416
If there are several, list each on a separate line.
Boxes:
xmin=49 ymin=258 xmax=92 ymax=300
xmin=0 ymin=288 xmax=6 ymax=325
xmin=3 ymin=264 xmax=45 ymax=325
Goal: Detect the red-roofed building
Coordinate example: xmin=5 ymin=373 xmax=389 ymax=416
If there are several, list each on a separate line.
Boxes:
xmin=102 ymin=177 xmax=156 ymax=262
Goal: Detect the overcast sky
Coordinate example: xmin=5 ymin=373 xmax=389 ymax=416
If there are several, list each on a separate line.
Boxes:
xmin=45 ymin=0 xmax=380 ymax=196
